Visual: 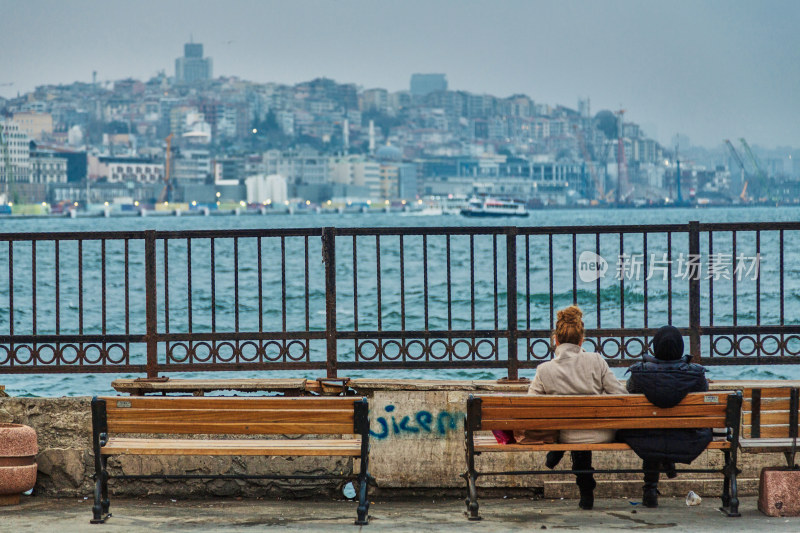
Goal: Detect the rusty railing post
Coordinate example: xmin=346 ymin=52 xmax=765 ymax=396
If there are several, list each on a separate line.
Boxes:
xmin=506 ymin=227 xmax=519 ymax=380
xmin=688 ymin=221 xmax=701 ymax=363
xmin=144 ymin=230 xmax=158 ymax=378
xmin=322 ymin=227 xmax=337 ymax=378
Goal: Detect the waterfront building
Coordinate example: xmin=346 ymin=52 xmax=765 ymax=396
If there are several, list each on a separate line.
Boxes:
xmin=245 ymin=174 xmax=288 ymax=204
xmin=29 ymin=148 xmax=68 ymax=184
xmin=0 ymin=120 xmax=31 ymax=184
xmin=12 ymin=112 xmax=53 ymax=141
xmin=173 ymin=149 xmax=212 ymax=183
xmin=175 ymin=42 xmax=213 ymax=84
xmin=89 ymin=155 xmax=164 ymax=184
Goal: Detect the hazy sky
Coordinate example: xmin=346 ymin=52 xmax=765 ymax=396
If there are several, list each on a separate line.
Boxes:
xmin=2 ymin=0 xmax=798 ymax=149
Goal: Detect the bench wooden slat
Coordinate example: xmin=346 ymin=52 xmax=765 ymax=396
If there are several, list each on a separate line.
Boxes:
xmin=472 ymin=435 xmax=732 ymax=452
xmin=101 ymin=396 xmax=357 ymax=410
xmin=740 ymin=437 xmax=799 ymax=453
xmin=743 ymin=388 xmax=795 ymax=399
xmin=482 ymin=404 xmax=727 ymax=420
xmin=743 ymin=425 xmax=799 ymax=439
xmin=106 ymin=421 xmax=355 ymax=435
xmin=743 ymin=411 xmax=794 ymax=426
xmin=477 ymin=393 xmax=730 ymax=409
xmin=101 ymin=437 xmax=362 ymax=456
xmin=106 ymin=408 xmax=354 ymax=424
xmin=481 ymin=416 xmax=727 ymax=431
xmin=744 ymin=398 xmax=792 ymax=411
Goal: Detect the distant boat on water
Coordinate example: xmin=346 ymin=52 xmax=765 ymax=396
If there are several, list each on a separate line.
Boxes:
xmin=460 ymin=197 xmax=529 ymax=217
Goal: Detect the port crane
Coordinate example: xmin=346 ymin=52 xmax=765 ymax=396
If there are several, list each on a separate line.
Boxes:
xmin=724 ymin=139 xmax=748 ymax=202
xmin=739 ymin=138 xmax=769 ymax=200
xmin=158 ymin=134 xmax=173 ymax=203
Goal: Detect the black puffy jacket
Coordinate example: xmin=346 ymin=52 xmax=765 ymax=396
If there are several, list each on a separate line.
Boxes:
xmin=618 ymin=354 xmax=712 ymax=464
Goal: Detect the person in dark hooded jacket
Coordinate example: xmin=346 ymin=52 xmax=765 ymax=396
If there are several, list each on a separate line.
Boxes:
xmin=618 ymin=325 xmax=712 ymax=508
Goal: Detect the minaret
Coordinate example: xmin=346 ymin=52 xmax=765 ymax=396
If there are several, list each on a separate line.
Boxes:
xmin=343 ymin=119 xmax=349 ymax=154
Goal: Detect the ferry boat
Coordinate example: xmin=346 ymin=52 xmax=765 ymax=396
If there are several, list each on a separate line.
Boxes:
xmin=460 ymin=197 xmax=529 ymax=218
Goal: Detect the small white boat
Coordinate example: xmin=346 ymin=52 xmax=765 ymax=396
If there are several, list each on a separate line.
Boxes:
xmin=460 ymin=197 xmax=529 ymax=218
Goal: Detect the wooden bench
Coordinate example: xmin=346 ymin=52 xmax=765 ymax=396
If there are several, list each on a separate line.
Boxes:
xmin=90 ymin=396 xmax=372 ymax=525
xmin=740 ymin=387 xmax=799 ymax=465
xmin=463 ymin=392 xmax=742 ymax=520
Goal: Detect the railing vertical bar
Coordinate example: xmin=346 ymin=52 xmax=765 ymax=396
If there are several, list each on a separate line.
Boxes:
xmin=353 ymin=235 xmax=359 ymax=357
xmin=732 ymin=230 xmax=738 ymax=359
xmin=304 ymin=235 xmax=310 ymax=360
xmin=493 ymin=234 xmax=499 ymax=362
xmin=78 ymin=240 xmax=83 ymax=337
xmin=144 ymin=230 xmax=158 ymax=378
xmin=400 ymin=235 xmax=405 ymax=331
xmin=756 ymin=231 xmax=761 ymax=358
xmin=643 ymin=232 xmax=648 ymax=332
xmin=572 ymin=233 xmax=577 ymax=305
xmin=688 ymin=221 xmax=701 ymax=362
xmin=619 ymin=233 xmax=624 ymax=329
xmin=281 ymin=236 xmax=287 ymax=335
xmin=100 ymin=239 xmax=105 ymax=363
xmin=234 ymin=237 xmax=239 ymax=334
xmin=163 ymin=238 xmax=169 ymax=362
xmin=709 ymin=232 xmax=714 ymax=337
xmin=55 ymin=240 xmax=60 ymax=339
xmin=322 ymin=228 xmax=337 ymax=378
xmin=447 ymin=235 xmax=452 ymax=331
xmin=423 ymin=234 xmax=429 ymax=332
xmin=7 ymin=241 xmax=12 ymax=358
xmin=187 ymin=238 xmax=192 ymax=363
xmin=525 ymin=234 xmax=531 ymax=331
xmin=256 ymin=237 xmax=262 ymax=334
xmin=123 ymin=239 xmax=128 ymax=361
xmin=31 ymin=241 xmax=37 ymax=341
xmin=506 ymin=228 xmax=518 ymax=380
xmin=100 ymin=240 xmax=105 ymax=336
xmin=548 ymin=234 xmax=554 ymax=330
xmin=780 ymin=229 xmax=785 ymax=356
xmin=376 ymin=234 xmax=382 ymax=333
xmin=667 ymin=232 xmax=672 ymax=325
xmin=210 ymin=237 xmax=216 ymax=361
xmin=470 ymin=235 xmax=476 ymax=330
xmin=596 ymin=233 xmax=601 ymax=329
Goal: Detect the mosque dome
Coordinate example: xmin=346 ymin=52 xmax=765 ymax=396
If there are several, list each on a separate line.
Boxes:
xmin=375 ymin=144 xmax=402 ymax=161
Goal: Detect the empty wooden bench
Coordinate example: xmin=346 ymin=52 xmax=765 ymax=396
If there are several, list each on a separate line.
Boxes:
xmin=90 ymin=396 xmax=372 ymax=525
xmin=463 ymin=392 xmax=742 ymax=520
xmin=740 ymin=387 xmax=799 ymax=465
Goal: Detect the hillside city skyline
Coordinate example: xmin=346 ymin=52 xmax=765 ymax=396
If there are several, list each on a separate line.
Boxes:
xmin=1 ymin=0 xmax=798 ymax=150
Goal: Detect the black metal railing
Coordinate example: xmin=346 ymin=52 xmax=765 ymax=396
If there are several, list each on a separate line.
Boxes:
xmin=1 ymin=221 xmax=799 ymax=380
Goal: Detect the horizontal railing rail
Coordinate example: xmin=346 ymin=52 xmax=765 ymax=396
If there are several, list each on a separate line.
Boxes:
xmin=1 ymin=221 xmax=799 ymax=380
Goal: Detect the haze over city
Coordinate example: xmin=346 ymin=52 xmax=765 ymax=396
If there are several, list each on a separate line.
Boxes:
xmin=2 ymin=0 xmax=798 ymax=149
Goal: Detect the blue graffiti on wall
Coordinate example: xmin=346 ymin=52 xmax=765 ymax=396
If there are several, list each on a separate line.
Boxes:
xmin=370 ymin=404 xmax=461 ymax=440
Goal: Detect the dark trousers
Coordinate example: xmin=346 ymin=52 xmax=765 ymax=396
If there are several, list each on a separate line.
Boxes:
xmin=571 ymin=451 xmax=596 ymax=492
xmin=642 ymin=459 xmax=660 ymax=490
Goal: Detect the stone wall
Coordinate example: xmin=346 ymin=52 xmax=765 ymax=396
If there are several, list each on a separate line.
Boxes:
xmin=0 ymin=388 xmax=785 ymax=500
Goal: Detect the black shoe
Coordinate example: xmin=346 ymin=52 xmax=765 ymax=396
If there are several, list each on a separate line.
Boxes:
xmin=643 ymin=488 xmax=659 ymax=508
xmin=545 ymin=451 xmax=564 ymax=469
xmin=578 ymin=490 xmax=594 ymax=510
xmin=664 ymin=462 xmax=677 ymax=479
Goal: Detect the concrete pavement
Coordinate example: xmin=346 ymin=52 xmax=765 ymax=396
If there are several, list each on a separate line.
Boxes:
xmin=3 ymin=495 xmax=800 ymax=532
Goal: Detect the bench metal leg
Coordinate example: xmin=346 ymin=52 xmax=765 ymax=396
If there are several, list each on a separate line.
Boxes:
xmin=355 ymin=437 xmax=370 ymax=525
xmin=90 ymin=456 xmax=110 ymax=524
xmin=720 ymin=450 xmax=741 ymax=517
xmin=463 ymin=426 xmax=481 ymax=521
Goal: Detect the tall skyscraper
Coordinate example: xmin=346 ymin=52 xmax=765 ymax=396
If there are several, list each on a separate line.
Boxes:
xmin=410 ymin=74 xmax=447 ymax=96
xmin=175 ymin=42 xmax=213 ymax=84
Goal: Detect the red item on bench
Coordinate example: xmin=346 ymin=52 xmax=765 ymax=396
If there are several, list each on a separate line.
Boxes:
xmin=491 ymin=430 xmax=516 ymax=444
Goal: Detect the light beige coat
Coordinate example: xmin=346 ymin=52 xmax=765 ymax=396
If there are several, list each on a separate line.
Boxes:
xmin=528 ymin=343 xmax=627 ymax=444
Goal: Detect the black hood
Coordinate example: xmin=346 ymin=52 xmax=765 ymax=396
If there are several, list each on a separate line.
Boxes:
xmin=652 ymin=325 xmax=684 ymax=361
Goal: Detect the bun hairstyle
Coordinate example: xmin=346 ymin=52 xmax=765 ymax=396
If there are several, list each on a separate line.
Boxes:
xmin=554 ymin=305 xmax=584 ymax=346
